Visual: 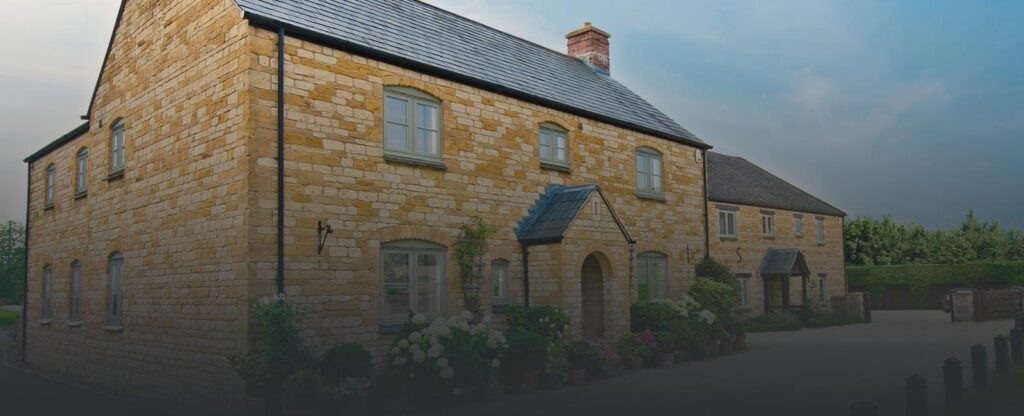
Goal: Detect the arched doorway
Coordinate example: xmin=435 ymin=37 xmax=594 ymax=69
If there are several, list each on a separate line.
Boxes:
xmin=581 ymin=253 xmax=605 ymax=340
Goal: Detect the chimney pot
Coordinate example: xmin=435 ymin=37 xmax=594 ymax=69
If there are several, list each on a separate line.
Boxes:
xmin=566 ymin=22 xmax=611 ymax=75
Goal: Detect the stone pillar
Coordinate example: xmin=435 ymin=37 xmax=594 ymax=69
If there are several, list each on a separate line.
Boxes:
xmin=904 ymin=375 xmax=928 ymax=416
xmin=943 ymin=357 xmax=964 ymax=406
xmin=994 ymin=335 xmax=1010 ymax=375
xmin=1010 ymin=329 xmax=1023 ymax=362
xmin=951 ymin=289 xmax=975 ymax=323
xmin=970 ymin=344 xmax=989 ymax=388
xmin=847 ymin=292 xmax=866 ymax=321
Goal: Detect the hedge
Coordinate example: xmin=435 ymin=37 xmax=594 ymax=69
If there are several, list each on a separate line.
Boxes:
xmin=848 ymin=262 xmax=1024 ymax=309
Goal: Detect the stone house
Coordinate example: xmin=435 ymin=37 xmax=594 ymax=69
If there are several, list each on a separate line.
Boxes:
xmin=18 ymin=0 xmax=741 ymax=408
xmin=706 ymin=152 xmax=847 ymax=315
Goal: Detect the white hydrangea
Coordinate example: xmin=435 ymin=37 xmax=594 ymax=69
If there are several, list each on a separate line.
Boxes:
xmin=412 ymin=314 xmax=427 ymax=325
xmin=408 ymin=332 xmax=422 ymax=343
xmin=491 ymin=359 xmax=501 ymax=368
xmin=487 ymin=337 xmax=498 ymax=349
xmin=390 ymin=347 xmax=400 ymax=355
xmin=413 ymin=350 xmax=426 ymax=363
xmin=440 ymin=367 xmax=454 ymax=380
xmin=699 ymin=309 xmax=716 ymax=324
xmin=428 ymin=344 xmax=445 ymax=358
xmin=437 ymin=357 xmax=449 ymax=368
xmin=459 ymin=310 xmax=474 ymax=321
xmin=393 ymin=356 xmax=407 ymax=366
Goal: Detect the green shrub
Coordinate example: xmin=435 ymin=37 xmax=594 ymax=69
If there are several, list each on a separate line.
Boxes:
xmin=282 ymin=369 xmax=328 ymax=409
xmin=745 ymin=312 xmax=804 ymax=333
xmin=848 ymin=262 xmax=1024 ymax=309
xmin=805 ymin=310 xmax=864 ymax=328
xmin=565 ymin=341 xmax=601 ymax=371
xmin=506 ymin=329 xmax=549 ymax=370
xmin=696 ymin=257 xmax=736 ymax=286
xmin=228 ymin=296 xmax=315 ymax=398
xmin=322 ymin=342 xmax=373 ymax=384
xmin=630 ymin=301 xmax=678 ymax=332
xmin=0 ymin=309 xmax=18 ymax=329
xmin=688 ymin=278 xmax=738 ymax=317
xmin=655 ymin=330 xmax=678 ymax=353
xmin=506 ymin=305 xmax=570 ymax=341
xmin=668 ymin=317 xmax=718 ymax=360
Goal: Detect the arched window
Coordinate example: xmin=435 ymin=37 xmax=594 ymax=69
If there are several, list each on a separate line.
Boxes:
xmin=383 ymin=87 xmax=442 ymax=162
xmin=41 ymin=265 xmax=54 ymax=320
xmin=637 ymin=252 xmax=668 ymax=301
xmin=380 ymin=240 xmax=446 ymax=323
xmin=491 ymin=259 xmax=510 ymax=306
xmin=539 ymin=122 xmax=569 ymax=169
xmin=110 ymin=119 xmax=126 ymax=174
xmin=107 ymin=252 xmax=125 ymax=327
xmin=44 ymin=163 xmax=56 ymax=208
xmin=69 ymin=261 xmax=83 ymax=321
xmin=75 ymin=148 xmax=89 ymax=195
xmin=636 ymin=147 xmax=664 ymax=197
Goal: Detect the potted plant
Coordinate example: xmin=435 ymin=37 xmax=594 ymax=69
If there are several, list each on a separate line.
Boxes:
xmin=506 ymin=329 xmax=549 ymax=392
xmin=655 ymin=330 xmax=677 ymax=367
xmin=617 ymin=330 xmax=657 ymax=368
xmin=566 ymin=341 xmax=598 ymax=384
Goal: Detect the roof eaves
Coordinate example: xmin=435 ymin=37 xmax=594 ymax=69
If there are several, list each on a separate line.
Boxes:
xmin=24 ymin=122 xmax=91 ymax=163
xmin=732 ymin=155 xmax=846 ymax=216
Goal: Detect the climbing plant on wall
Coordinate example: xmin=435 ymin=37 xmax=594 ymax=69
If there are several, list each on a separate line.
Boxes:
xmin=454 ymin=217 xmax=494 ymax=317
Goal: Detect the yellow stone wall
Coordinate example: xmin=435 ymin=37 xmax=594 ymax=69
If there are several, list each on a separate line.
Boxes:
xmin=707 ymin=201 xmax=847 ymax=315
xmin=24 ymin=0 xmax=251 ymax=409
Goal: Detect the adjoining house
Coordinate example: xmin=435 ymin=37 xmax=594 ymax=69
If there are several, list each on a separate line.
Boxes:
xmin=706 ymin=152 xmax=847 ymax=315
xmin=20 ymin=0 xmax=730 ymax=408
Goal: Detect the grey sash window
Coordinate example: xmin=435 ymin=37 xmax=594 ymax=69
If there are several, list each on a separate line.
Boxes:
xmin=795 ymin=217 xmax=803 ymax=236
xmin=539 ymin=124 xmax=569 ymax=167
xmin=737 ymin=276 xmax=751 ymax=308
xmin=76 ymin=149 xmax=88 ymax=194
xmin=70 ymin=261 xmax=82 ymax=320
xmin=816 ymin=218 xmax=826 ymax=243
xmin=45 ymin=164 xmax=56 ymax=207
xmin=719 ymin=210 xmax=737 ymax=238
xmin=107 ymin=253 xmax=124 ymax=326
xmin=637 ymin=252 xmax=668 ymax=301
xmin=491 ymin=260 xmax=509 ymax=305
xmin=110 ymin=120 xmax=125 ymax=173
xmin=42 ymin=266 xmax=53 ymax=319
xmin=636 ymin=148 xmax=664 ymax=196
xmin=818 ymin=277 xmax=828 ymax=302
xmin=381 ymin=241 xmax=445 ymax=323
xmin=761 ymin=214 xmax=775 ymax=236
xmin=384 ymin=87 xmax=441 ymax=161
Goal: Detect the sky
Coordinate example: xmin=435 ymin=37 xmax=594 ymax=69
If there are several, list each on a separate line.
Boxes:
xmin=1 ymin=0 xmax=1022 ymax=229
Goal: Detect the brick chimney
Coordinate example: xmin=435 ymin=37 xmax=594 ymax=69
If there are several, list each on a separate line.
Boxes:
xmin=566 ymin=22 xmax=611 ymax=75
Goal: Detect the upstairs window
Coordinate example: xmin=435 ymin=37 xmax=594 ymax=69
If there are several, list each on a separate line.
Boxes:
xmin=45 ymin=164 xmax=56 ymax=208
xmin=816 ymin=218 xmax=826 ymax=244
xmin=794 ymin=215 xmax=804 ymax=236
xmin=718 ymin=209 xmax=737 ymax=238
xmin=491 ymin=259 xmax=509 ymax=305
xmin=107 ymin=252 xmax=124 ymax=327
xmin=637 ymin=252 xmax=668 ymax=301
xmin=110 ymin=119 xmax=126 ymax=174
xmin=76 ymin=148 xmax=89 ymax=195
xmin=539 ymin=123 xmax=569 ymax=169
xmin=636 ymin=147 xmax=664 ymax=197
xmin=380 ymin=240 xmax=445 ymax=324
xmin=383 ymin=87 xmax=441 ymax=162
xmin=42 ymin=265 xmax=54 ymax=320
xmin=69 ymin=261 xmax=83 ymax=321
xmin=761 ymin=213 xmax=775 ymax=237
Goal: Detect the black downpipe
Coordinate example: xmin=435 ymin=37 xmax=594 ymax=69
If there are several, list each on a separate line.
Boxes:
xmin=520 ymin=242 xmax=530 ymax=308
xmin=276 ymin=27 xmax=286 ymax=295
xmin=701 ymin=149 xmax=710 ymax=258
xmin=20 ymin=163 xmax=31 ymax=363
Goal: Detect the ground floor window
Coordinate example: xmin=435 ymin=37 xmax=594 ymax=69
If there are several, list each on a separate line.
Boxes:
xmin=69 ymin=261 xmax=82 ymax=321
xmin=491 ymin=260 xmax=509 ymax=305
xmin=107 ymin=253 xmax=124 ymax=326
xmin=817 ymin=274 xmax=829 ymax=303
xmin=736 ymin=275 xmax=751 ymax=309
xmin=42 ymin=265 xmax=53 ymax=320
xmin=381 ymin=240 xmax=445 ymax=323
xmin=637 ymin=252 xmax=668 ymax=301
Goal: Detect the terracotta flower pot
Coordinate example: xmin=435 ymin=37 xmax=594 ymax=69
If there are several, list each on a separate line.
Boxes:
xmin=569 ymin=368 xmax=587 ymax=384
xmin=660 ymin=352 xmax=675 ymax=367
xmin=733 ymin=334 xmax=747 ymax=351
xmin=718 ymin=338 xmax=734 ymax=355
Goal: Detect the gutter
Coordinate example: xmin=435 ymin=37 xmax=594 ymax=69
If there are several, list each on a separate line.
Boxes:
xmin=701 ymin=149 xmax=710 ymax=258
xmin=21 ymin=163 xmax=30 ymax=363
xmin=276 ymin=27 xmax=286 ymax=295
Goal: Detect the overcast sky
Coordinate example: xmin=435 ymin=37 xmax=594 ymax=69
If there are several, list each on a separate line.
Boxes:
xmin=1 ymin=0 xmax=1021 ymax=229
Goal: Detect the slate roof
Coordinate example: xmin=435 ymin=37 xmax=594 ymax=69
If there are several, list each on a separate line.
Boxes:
xmin=234 ymin=0 xmax=707 ymax=149
xmin=24 ymin=123 xmax=90 ymax=163
xmin=516 ymin=184 xmax=633 ymax=245
xmin=707 ymin=152 xmax=845 ymax=217
xmin=759 ymin=248 xmax=809 ymax=276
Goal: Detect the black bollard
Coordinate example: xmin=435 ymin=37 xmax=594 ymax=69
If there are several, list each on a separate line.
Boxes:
xmin=971 ymin=344 xmax=989 ymax=388
xmin=1011 ymin=329 xmax=1023 ymax=362
xmin=905 ymin=375 xmax=928 ymax=416
xmin=943 ymin=357 xmax=964 ymax=405
xmin=850 ymin=400 xmax=879 ymax=416
xmin=995 ymin=335 xmax=1010 ymax=376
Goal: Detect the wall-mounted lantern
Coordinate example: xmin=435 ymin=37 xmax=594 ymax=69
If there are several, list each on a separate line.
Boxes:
xmin=317 ymin=221 xmax=333 ymax=255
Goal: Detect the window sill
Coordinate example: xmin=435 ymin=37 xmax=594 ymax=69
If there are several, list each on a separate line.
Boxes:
xmin=817 ymin=243 xmax=826 ymax=247
xmin=719 ymin=236 xmax=738 ymax=241
xmin=763 ymin=236 xmax=776 ymax=240
xmin=38 ymin=319 xmax=52 ymax=326
xmin=492 ymin=303 xmax=510 ymax=314
xmin=378 ymin=323 xmax=402 ymax=335
xmin=43 ymin=204 xmax=54 ymax=211
xmin=636 ymin=192 xmax=666 ymax=202
xmin=540 ymin=161 xmax=571 ymax=173
xmin=106 ymin=170 xmax=125 ymax=181
xmin=74 ymin=191 xmax=88 ymax=201
xmin=383 ymin=154 xmax=446 ymax=171
xmin=65 ymin=320 xmax=83 ymax=328
xmin=102 ymin=325 xmax=124 ymax=333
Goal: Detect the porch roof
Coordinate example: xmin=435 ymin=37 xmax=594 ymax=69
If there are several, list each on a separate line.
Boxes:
xmin=759 ymin=248 xmax=810 ymax=276
xmin=516 ymin=184 xmax=634 ymax=245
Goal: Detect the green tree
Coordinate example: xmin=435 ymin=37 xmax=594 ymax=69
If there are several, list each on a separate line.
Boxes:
xmin=0 ymin=221 xmax=26 ymax=304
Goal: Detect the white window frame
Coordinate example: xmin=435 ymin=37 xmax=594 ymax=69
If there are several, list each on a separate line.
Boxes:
xmin=107 ymin=253 xmax=124 ymax=327
xmin=817 ymin=275 xmax=829 ymax=303
xmin=736 ymin=275 xmax=751 ymax=309
xmin=76 ymin=149 xmax=88 ymax=195
xmin=816 ymin=218 xmax=826 ymax=244
xmin=761 ymin=213 xmax=775 ymax=237
xmin=380 ymin=240 xmax=446 ymax=324
xmin=539 ymin=123 xmax=569 ymax=169
xmin=636 ymin=147 xmax=664 ymax=197
xmin=383 ymin=87 xmax=442 ymax=162
xmin=42 ymin=265 xmax=53 ymax=320
xmin=110 ymin=120 xmax=126 ymax=174
xmin=794 ymin=215 xmax=804 ymax=237
xmin=45 ymin=164 xmax=56 ymax=207
xmin=491 ymin=259 xmax=509 ymax=305
xmin=637 ymin=252 xmax=668 ymax=301
xmin=718 ymin=210 xmax=737 ymax=238
xmin=69 ymin=261 xmax=83 ymax=321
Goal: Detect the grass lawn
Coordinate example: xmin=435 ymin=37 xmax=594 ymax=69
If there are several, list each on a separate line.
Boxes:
xmin=0 ymin=309 xmax=17 ymax=330
xmin=945 ymin=362 xmax=1024 ymax=415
